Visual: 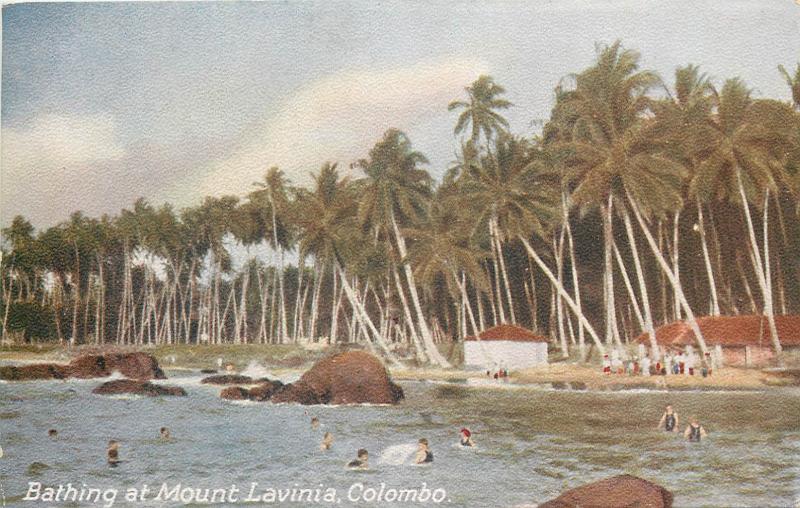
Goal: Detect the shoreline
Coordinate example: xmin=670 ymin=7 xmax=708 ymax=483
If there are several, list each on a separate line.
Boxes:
xmin=2 ymin=344 xmax=797 ymax=392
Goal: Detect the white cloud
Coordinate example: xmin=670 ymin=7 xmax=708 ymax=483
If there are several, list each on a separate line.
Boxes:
xmin=1 ymin=113 xmax=126 ymax=225
xmin=2 ymin=113 xmax=125 ymax=168
xmin=186 ymin=56 xmax=488 ymax=200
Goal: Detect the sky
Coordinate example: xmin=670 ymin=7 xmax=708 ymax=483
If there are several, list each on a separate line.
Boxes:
xmin=2 ymin=0 xmax=799 ymax=230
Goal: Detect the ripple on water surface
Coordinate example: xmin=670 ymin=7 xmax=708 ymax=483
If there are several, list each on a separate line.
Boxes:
xmin=0 ymin=379 xmax=798 ymax=507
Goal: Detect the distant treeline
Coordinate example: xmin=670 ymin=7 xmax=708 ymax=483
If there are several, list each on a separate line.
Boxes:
xmin=2 ymin=41 xmax=799 ymax=367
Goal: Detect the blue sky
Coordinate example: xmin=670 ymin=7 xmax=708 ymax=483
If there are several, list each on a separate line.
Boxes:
xmin=2 ymin=0 xmax=799 ymax=228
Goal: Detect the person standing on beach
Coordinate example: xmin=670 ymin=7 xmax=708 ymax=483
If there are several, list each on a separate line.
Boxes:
xmin=657 ymin=405 xmax=679 ymax=432
xmin=641 ymin=355 xmax=651 ymax=376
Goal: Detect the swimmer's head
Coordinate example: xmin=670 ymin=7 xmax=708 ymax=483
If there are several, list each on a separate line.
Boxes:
xmin=48 ymin=429 xmax=58 ymax=437
xmin=357 ymin=449 xmax=368 ymax=460
xmin=418 ymin=438 xmax=429 ymax=448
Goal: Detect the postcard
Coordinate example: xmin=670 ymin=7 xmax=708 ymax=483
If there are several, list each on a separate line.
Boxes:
xmin=1 ymin=1 xmax=799 ymax=507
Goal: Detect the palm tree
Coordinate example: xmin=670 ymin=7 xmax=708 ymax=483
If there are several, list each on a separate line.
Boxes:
xmin=448 ymin=75 xmax=513 ymax=146
xmin=556 ymin=41 xmax=669 ymax=352
xmin=356 ymin=129 xmax=449 ymax=367
xmin=404 ymin=198 xmax=489 ymax=338
xmin=652 ymin=65 xmax=721 ymax=315
xmin=1 ymin=216 xmax=37 ymax=339
xmin=294 ymin=162 xmax=400 ymax=363
xmin=459 ymin=134 xmax=550 ymax=326
xmin=691 ymin=78 xmax=796 ymax=362
xmin=778 ymin=63 xmax=800 ymax=110
xmin=250 ymin=168 xmax=293 ymax=342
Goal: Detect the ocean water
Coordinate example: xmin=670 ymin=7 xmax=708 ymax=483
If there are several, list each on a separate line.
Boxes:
xmin=0 ymin=372 xmax=798 ymax=507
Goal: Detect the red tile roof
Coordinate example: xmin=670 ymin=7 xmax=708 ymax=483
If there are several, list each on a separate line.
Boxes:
xmin=636 ymin=315 xmax=800 ymax=347
xmin=464 ymin=324 xmax=548 ymax=342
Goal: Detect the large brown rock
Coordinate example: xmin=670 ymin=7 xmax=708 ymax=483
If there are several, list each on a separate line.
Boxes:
xmin=201 ymin=374 xmax=253 ymax=385
xmin=270 ymin=351 xmax=403 ymax=405
xmin=68 ymin=353 xmax=165 ymax=380
xmin=106 ymin=353 xmax=166 ymax=380
xmin=92 ymin=379 xmax=186 ymax=397
xmin=0 ymin=364 xmax=68 ymax=381
xmin=538 ymin=474 xmax=673 ymax=508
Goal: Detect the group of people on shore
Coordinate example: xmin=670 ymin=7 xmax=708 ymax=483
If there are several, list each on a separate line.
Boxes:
xmin=657 ymin=405 xmax=708 ymax=442
xmin=486 ymin=368 xmax=510 ymax=381
xmin=603 ymin=349 xmax=717 ymax=378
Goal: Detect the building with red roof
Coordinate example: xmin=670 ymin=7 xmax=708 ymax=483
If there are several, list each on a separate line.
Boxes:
xmin=464 ymin=324 xmax=549 ymax=370
xmin=635 ymin=315 xmax=800 ymax=367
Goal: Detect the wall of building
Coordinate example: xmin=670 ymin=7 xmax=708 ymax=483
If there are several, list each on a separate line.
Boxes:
xmin=464 ymin=341 xmax=548 ymax=370
xmin=721 ymin=346 xmax=777 ymax=367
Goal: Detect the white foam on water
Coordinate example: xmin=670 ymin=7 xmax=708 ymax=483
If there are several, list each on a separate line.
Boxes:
xmin=240 ymin=360 xmax=271 ymax=379
xmin=105 ymin=394 xmax=143 ymax=401
xmin=239 ymin=360 xmax=302 ymax=383
xmin=225 ymin=399 xmax=262 ymax=407
xmin=377 ymin=442 xmax=418 ymax=466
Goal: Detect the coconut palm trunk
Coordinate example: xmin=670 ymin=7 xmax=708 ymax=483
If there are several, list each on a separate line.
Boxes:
xmin=736 ymin=170 xmax=782 ymax=362
xmin=488 ymin=218 xmax=508 ymax=324
xmin=696 ymin=200 xmax=721 ymax=315
xmin=392 ymin=267 xmax=428 ymax=363
xmin=602 ymin=198 xmax=622 ymax=347
xmin=334 ymin=260 xmax=400 ymax=365
xmin=621 ymin=206 xmax=658 ymax=357
xmin=628 ymin=197 xmax=709 ymax=354
xmin=612 ymin=239 xmax=645 ymax=332
xmin=554 ymin=232 xmax=569 ymax=358
xmin=562 ymin=194 xmax=586 ymax=361
xmin=519 ymin=236 xmax=606 ymax=355
xmin=390 ymin=211 xmax=450 ymax=367
xmin=492 ymin=216 xmax=516 ymax=324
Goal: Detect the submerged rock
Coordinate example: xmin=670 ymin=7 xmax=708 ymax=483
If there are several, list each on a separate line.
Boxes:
xmin=0 ymin=352 xmax=165 ymax=382
xmin=220 ymin=386 xmax=250 ymax=400
xmin=201 ymin=374 xmax=253 ymax=385
xmin=270 ymin=381 xmax=320 ymax=404
xmin=538 ymin=474 xmax=673 ymax=508
xmin=271 ymin=351 xmax=403 ymax=405
xmin=217 ymin=379 xmax=285 ymax=401
xmin=0 ymin=364 xmax=68 ymax=381
xmin=248 ymin=380 xmax=283 ymax=401
xmin=92 ymin=379 xmax=186 ymax=397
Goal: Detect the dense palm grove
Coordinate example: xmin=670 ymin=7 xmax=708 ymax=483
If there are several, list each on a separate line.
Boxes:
xmin=2 ymin=43 xmax=799 ymax=367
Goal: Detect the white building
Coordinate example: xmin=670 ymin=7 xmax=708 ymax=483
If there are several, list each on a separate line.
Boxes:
xmin=463 ymin=324 xmax=549 ymax=371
